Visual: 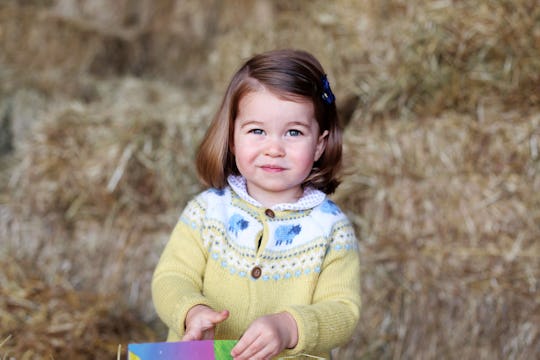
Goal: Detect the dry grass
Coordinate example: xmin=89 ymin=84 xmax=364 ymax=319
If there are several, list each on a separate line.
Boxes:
xmin=4 ymin=78 xmax=216 ymax=318
xmin=1 ymin=0 xmax=539 ymax=359
xmin=334 ymin=107 xmax=540 ymax=359
xmin=348 ymin=0 xmax=540 ymax=122
xmin=0 ymin=255 xmax=157 ymax=359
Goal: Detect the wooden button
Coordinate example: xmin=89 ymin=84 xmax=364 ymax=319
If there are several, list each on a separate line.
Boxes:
xmin=264 ymin=209 xmax=275 ymax=218
xmin=251 ymin=266 xmax=262 ymax=279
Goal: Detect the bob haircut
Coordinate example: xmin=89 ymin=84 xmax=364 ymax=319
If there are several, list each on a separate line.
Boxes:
xmin=196 ymin=49 xmax=342 ymax=194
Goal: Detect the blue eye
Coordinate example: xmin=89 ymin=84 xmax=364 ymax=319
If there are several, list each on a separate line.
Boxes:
xmin=288 ymin=129 xmax=302 ymax=136
xmin=249 ymin=129 xmax=264 ymax=135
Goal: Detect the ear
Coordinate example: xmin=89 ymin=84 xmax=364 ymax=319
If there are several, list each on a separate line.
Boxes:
xmin=314 ymin=130 xmax=329 ymax=161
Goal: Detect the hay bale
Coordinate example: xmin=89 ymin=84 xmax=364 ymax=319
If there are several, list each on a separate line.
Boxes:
xmin=0 ymin=256 xmax=156 ymax=359
xmin=347 ymin=0 xmax=540 ymax=122
xmin=5 ymin=77 xmax=217 ymax=320
xmin=0 ymin=0 xmax=220 ymax=81
xmin=334 ymin=107 xmax=540 ymax=358
xmin=206 ymin=0 xmax=373 ymax=104
xmin=1 ymin=0 xmax=540 ymax=358
xmin=0 ymin=3 xmax=103 ymax=75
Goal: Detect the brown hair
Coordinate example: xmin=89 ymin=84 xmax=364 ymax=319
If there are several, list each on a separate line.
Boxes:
xmin=196 ymin=49 xmax=342 ymax=194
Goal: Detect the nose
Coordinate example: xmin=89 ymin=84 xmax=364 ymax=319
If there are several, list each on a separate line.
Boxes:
xmin=264 ymin=137 xmax=285 ymax=157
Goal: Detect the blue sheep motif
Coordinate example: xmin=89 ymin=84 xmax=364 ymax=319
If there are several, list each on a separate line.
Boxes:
xmin=228 ymin=214 xmax=249 ymax=236
xmin=274 ymin=224 xmax=302 ymax=246
xmin=321 ymin=199 xmax=341 ymax=215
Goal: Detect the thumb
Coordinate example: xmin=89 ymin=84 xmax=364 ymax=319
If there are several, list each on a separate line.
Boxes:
xmin=211 ymin=310 xmax=230 ymax=324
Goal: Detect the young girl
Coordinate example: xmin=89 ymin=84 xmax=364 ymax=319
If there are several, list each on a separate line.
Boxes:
xmin=152 ymin=49 xmax=361 ymax=359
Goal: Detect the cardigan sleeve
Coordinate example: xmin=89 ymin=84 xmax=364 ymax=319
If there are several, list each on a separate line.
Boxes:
xmin=279 ymin=220 xmax=361 ymax=356
xmin=151 ymin=197 xmax=212 ymax=339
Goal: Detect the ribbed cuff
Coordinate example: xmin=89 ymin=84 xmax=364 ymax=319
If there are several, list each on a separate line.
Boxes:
xmin=276 ymin=305 xmax=319 ymax=356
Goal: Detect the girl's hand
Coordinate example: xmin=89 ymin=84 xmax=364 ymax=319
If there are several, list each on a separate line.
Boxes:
xmin=231 ymin=312 xmax=298 ymax=360
xmin=183 ymin=305 xmax=229 ymax=341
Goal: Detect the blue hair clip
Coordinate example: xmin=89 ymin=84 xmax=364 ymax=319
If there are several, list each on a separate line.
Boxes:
xmin=321 ymin=75 xmax=335 ymax=105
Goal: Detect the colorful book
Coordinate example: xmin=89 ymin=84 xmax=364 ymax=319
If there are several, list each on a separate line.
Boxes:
xmin=127 ymin=340 xmax=238 ymax=360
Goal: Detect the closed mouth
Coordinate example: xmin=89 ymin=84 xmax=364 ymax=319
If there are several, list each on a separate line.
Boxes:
xmin=260 ymin=165 xmax=286 ymax=172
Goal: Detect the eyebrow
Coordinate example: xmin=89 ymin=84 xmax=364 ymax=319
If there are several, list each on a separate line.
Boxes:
xmin=286 ymin=120 xmax=311 ymax=127
xmin=238 ymin=119 xmax=312 ymax=128
xmin=237 ymin=119 xmax=263 ymax=128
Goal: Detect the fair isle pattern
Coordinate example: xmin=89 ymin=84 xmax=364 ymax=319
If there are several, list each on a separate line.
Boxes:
xmin=179 ymin=182 xmax=358 ymax=281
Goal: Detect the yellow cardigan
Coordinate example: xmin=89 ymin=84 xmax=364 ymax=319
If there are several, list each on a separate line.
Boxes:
xmin=152 ymin=177 xmax=361 ymax=359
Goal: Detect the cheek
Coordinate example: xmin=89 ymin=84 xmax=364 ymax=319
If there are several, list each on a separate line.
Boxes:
xmin=233 ymin=142 xmax=255 ymax=166
xmin=294 ymin=147 xmax=319 ymax=168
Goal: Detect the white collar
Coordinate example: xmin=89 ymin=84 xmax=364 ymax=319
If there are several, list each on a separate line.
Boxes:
xmin=227 ymin=175 xmax=326 ymax=211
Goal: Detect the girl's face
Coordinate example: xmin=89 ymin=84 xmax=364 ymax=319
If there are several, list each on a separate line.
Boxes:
xmin=232 ymin=89 xmax=328 ymax=207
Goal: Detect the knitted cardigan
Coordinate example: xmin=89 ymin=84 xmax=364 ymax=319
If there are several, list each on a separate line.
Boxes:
xmin=152 ymin=176 xmax=361 ymax=358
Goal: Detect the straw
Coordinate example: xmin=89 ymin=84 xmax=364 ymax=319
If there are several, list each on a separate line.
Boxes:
xmin=1 ymin=0 xmax=539 ymax=358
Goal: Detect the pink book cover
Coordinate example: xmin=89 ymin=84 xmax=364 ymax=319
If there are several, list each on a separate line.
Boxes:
xmin=127 ymin=340 xmax=237 ymax=360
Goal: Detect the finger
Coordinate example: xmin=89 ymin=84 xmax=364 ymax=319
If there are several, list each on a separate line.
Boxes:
xmin=231 ymin=332 xmax=258 ymax=357
xmin=232 ymin=335 xmax=266 ymax=360
xmin=251 ymin=343 xmax=277 ymax=360
xmin=240 ymin=333 xmax=284 ymax=360
xmin=236 ymin=343 xmax=270 ymax=360
xmin=211 ymin=310 xmax=230 ymax=324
